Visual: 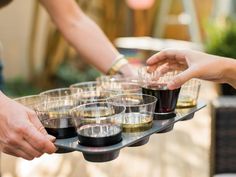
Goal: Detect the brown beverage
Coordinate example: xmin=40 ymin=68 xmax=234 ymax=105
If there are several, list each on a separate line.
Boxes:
xmin=45 ymin=127 xmax=77 ymax=139
xmin=122 ymin=113 xmax=153 ymax=132
xmin=77 ymin=124 xmax=122 ymax=147
xmin=75 ymin=106 xmax=122 ymax=146
xmin=142 ymin=84 xmax=181 ymax=113
xmin=42 ymin=117 xmax=77 ymax=139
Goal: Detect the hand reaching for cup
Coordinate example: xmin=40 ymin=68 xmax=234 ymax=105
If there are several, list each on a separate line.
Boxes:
xmin=146 ymin=49 xmax=236 ymax=89
xmin=0 ymin=92 xmax=56 ymax=160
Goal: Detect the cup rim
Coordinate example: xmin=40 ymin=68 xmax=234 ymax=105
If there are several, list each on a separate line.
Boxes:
xmin=74 ymin=90 xmax=113 ymax=102
xmin=70 ymin=101 xmax=126 ymax=120
xmin=14 ymin=94 xmax=41 ymax=107
xmin=40 ymin=87 xmax=73 ymax=97
xmin=69 ymin=81 xmax=98 ymax=89
xmin=34 ymin=98 xmax=76 ymax=112
xmin=14 ymin=94 xmax=40 ymax=102
xmin=102 ymin=81 xmax=141 ymax=92
xmin=106 ymin=93 xmax=157 ymax=107
xmin=97 ymin=75 xmax=138 ymax=83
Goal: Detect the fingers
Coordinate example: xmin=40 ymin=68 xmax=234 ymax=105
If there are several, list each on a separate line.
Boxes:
xmin=27 ymin=108 xmax=56 ymax=142
xmin=167 ymin=69 xmax=194 ymax=90
xmin=27 ymin=109 xmax=49 ymax=136
xmin=1 ymin=133 xmax=43 ymax=159
xmin=22 ymin=124 xmax=56 ymax=154
xmin=146 ymin=49 xmax=187 ymax=65
xmin=1 ymin=145 xmax=36 ymax=160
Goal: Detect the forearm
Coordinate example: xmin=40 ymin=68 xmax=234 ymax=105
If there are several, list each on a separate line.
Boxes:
xmin=61 ymin=16 xmax=119 ymax=73
xmin=40 ymin=0 xmax=133 ymax=75
xmin=221 ymin=57 xmax=236 ymax=88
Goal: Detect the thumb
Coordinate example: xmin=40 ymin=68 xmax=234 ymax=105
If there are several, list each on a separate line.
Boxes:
xmin=167 ymin=69 xmax=194 ymax=90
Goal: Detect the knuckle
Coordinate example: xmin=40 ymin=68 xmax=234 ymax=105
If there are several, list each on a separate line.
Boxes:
xmin=15 ymin=124 xmax=28 ymax=135
xmin=2 ymin=146 xmax=19 ymax=157
xmin=5 ymin=134 xmax=18 ymax=146
xmin=36 ymin=152 xmax=43 ymax=158
xmin=172 ymin=77 xmax=182 ymax=88
xmin=25 ymin=156 xmax=34 ymax=161
xmin=36 ymin=140 xmax=47 ymax=151
xmin=28 ymin=111 xmax=38 ymax=120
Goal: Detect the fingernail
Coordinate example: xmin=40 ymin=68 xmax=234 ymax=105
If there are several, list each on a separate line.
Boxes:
xmin=167 ymin=81 xmax=176 ymax=90
xmin=146 ymin=66 xmax=154 ymax=73
xmin=46 ymin=134 xmax=56 ymax=142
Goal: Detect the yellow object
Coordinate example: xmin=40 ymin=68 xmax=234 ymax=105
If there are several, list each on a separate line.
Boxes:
xmin=107 ymin=55 xmax=129 ymax=75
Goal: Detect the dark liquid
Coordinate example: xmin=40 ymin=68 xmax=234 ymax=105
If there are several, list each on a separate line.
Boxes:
xmin=42 ymin=117 xmax=77 ymax=139
xmin=142 ymin=84 xmax=181 ymax=113
xmin=77 ymin=124 xmax=122 ymax=147
xmin=45 ymin=127 xmax=77 ymax=139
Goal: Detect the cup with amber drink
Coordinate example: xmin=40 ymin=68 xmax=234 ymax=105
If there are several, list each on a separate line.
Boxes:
xmin=177 ymin=79 xmax=201 ymax=108
xmin=107 ymin=93 xmax=157 ymax=133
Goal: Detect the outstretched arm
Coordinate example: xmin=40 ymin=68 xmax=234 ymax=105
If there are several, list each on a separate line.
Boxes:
xmin=146 ymin=49 xmax=236 ymax=89
xmin=40 ymin=0 xmax=135 ymax=76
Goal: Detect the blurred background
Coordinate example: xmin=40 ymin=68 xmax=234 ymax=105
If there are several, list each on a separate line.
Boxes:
xmin=1 ymin=0 xmax=236 ymax=177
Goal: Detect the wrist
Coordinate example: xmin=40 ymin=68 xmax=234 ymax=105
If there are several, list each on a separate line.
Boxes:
xmin=118 ymin=63 xmax=136 ymax=77
xmin=107 ymin=55 xmax=129 ymax=75
xmin=0 ymin=91 xmax=11 ymax=107
xmin=222 ymin=58 xmax=236 ymax=88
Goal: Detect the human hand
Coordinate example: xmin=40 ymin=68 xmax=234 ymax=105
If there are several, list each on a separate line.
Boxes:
xmin=146 ymin=49 xmax=236 ymax=89
xmin=0 ymin=92 xmax=57 ymax=160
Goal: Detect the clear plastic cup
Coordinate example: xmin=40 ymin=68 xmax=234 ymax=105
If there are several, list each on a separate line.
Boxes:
xmin=107 ymin=93 xmax=157 ymax=132
xmin=138 ymin=66 xmax=181 ymax=114
xmin=70 ymin=81 xmax=101 ymax=92
xmin=14 ymin=95 xmax=41 ymax=109
xmin=70 ymin=81 xmax=112 ymax=104
xmin=177 ymin=79 xmax=201 ymax=108
xmin=71 ymin=102 xmax=125 ymax=147
xmin=96 ymin=75 xmax=138 ymax=85
xmin=102 ymin=82 xmax=142 ymax=95
xmin=34 ymin=98 xmax=77 ymax=139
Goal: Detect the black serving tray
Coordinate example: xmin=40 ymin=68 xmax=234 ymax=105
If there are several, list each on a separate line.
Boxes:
xmin=54 ymin=101 xmax=206 ymax=162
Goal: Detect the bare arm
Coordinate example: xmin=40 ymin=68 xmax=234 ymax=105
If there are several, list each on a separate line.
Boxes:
xmin=39 ymin=0 xmax=135 ymax=76
xmin=146 ymin=49 xmax=236 ymax=89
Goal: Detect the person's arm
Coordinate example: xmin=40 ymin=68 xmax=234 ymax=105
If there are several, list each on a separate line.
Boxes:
xmin=39 ymin=0 xmax=135 ymax=76
xmin=0 ymin=92 xmax=56 ymax=160
xmin=146 ymin=49 xmax=236 ymax=89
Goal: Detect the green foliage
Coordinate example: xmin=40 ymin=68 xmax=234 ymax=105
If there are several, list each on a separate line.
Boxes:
xmin=3 ymin=78 xmax=42 ymax=98
xmin=3 ymin=62 xmax=101 ymax=98
xmin=205 ymin=20 xmax=236 ymax=58
xmin=54 ymin=62 xmax=101 ymax=87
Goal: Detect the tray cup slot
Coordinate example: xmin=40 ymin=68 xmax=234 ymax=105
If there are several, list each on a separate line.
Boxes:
xmin=82 ymin=150 xmax=120 ymax=162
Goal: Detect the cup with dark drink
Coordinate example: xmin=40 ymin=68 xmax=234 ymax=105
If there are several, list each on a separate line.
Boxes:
xmin=70 ymin=81 xmax=113 ymax=104
xmin=15 ymin=94 xmax=41 ymax=109
xmin=34 ymin=98 xmax=78 ymax=139
xmin=40 ymin=87 xmax=81 ymax=102
xmin=71 ymin=102 xmax=125 ymax=147
xmin=138 ymin=67 xmax=181 ymax=116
